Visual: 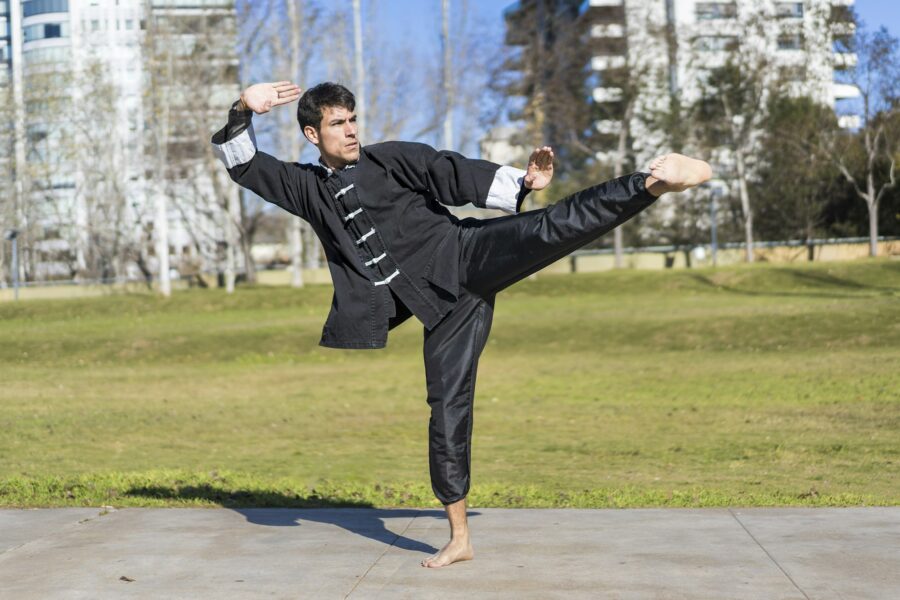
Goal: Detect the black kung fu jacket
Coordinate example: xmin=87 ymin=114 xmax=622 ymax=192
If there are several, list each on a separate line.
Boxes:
xmin=211 ymin=103 xmax=530 ymax=349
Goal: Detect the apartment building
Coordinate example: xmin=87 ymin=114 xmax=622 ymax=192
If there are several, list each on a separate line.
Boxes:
xmin=588 ymin=0 xmax=859 ymax=164
xmin=493 ymin=1 xmax=858 ymax=166
xmin=2 ymin=0 xmax=240 ymax=283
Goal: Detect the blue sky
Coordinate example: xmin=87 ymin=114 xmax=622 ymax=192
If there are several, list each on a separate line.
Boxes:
xmin=856 ymin=0 xmax=900 ymax=37
xmin=374 ymin=0 xmax=898 ymax=54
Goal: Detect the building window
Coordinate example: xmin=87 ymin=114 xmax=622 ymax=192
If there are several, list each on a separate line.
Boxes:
xmin=775 ymin=2 xmax=804 ymax=19
xmin=777 ymin=33 xmax=804 ymax=50
xmin=0 ymin=17 xmax=8 ymax=38
xmin=23 ymin=0 xmax=68 ymax=18
xmin=694 ymin=35 xmax=739 ymax=52
xmin=696 ymin=2 xmax=737 ymax=20
xmin=779 ymin=65 xmax=807 ymax=81
xmin=23 ymin=45 xmax=70 ymax=65
xmin=23 ymin=22 xmax=69 ymax=42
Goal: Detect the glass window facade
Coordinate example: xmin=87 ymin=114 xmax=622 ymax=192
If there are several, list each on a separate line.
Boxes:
xmin=23 ymin=45 xmax=69 ymax=65
xmin=777 ymin=33 xmax=804 ymax=50
xmin=696 ymin=2 xmax=737 ymax=20
xmin=23 ymin=21 xmax=69 ymax=42
xmin=694 ymin=35 xmax=739 ymax=52
xmin=775 ymin=2 xmax=804 ymax=19
xmin=23 ymin=0 xmax=69 ymax=18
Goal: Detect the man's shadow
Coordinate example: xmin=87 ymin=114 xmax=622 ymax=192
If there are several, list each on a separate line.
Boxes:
xmin=126 ymin=484 xmax=480 ymax=555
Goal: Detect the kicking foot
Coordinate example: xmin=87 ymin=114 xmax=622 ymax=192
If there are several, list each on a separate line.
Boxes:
xmin=421 ymin=537 xmax=474 ymax=568
xmin=648 ymin=153 xmax=713 ymax=194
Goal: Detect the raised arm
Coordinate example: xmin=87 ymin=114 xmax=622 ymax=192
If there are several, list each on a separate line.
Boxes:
xmin=414 ymin=144 xmax=555 ymax=215
xmin=210 ymin=81 xmax=307 ymax=218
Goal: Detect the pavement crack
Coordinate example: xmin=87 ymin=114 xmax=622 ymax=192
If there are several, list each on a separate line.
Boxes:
xmin=728 ymin=508 xmax=811 ymax=600
xmin=344 ymin=512 xmax=417 ymax=599
xmin=0 ymin=508 xmax=113 ymax=559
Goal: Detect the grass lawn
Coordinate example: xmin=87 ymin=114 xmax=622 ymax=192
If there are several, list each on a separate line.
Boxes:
xmin=1 ymin=259 xmax=898 ymax=508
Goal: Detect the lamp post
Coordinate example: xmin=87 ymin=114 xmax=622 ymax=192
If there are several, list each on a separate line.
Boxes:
xmin=4 ymin=229 xmax=20 ymax=301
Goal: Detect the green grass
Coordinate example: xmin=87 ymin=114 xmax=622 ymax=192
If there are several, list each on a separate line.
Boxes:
xmin=1 ymin=259 xmax=898 ymax=508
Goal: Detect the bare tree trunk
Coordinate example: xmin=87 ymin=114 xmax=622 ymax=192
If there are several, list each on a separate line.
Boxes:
xmin=612 ymin=115 xmax=629 ymax=269
xmin=735 ymin=149 xmax=754 ymax=263
xmin=149 ymin=6 xmax=172 ymax=296
xmin=286 ymin=0 xmax=306 ymax=287
xmin=154 ymin=194 xmax=171 ymax=296
xmin=353 ymin=0 xmax=366 ymax=142
xmin=866 ymin=173 xmax=878 ymax=257
xmin=290 ymin=220 xmax=304 ymax=287
xmin=867 ymin=202 xmax=878 ymax=257
xmin=441 ymin=0 xmax=454 ymax=150
xmin=224 ymin=187 xmax=240 ymax=293
xmin=10 ymin=0 xmax=28 ymax=283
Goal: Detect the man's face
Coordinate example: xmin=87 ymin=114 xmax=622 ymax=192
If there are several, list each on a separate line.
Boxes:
xmin=305 ymin=105 xmax=359 ymax=169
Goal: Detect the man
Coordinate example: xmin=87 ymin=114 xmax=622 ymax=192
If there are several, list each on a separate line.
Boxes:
xmin=211 ymin=81 xmax=712 ymax=568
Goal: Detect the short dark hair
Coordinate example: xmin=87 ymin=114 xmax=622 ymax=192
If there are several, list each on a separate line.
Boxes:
xmin=297 ymin=82 xmax=356 ymax=130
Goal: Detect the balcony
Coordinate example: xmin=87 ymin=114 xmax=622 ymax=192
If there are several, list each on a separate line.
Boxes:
xmin=838 ymin=115 xmax=861 ymax=129
xmin=587 ymin=0 xmax=625 ymax=24
xmin=593 ymin=86 xmax=623 ymax=102
xmin=595 ymin=119 xmax=622 ymax=135
xmin=831 ymin=21 xmax=856 ymax=36
xmin=831 ymin=82 xmax=861 ymax=100
xmin=833 ymin=52 xmax=858 ymax=68
xmin=592 ymin=55 xmax=626 ymax=71
xmin=591 ymin=23 xmax=624 ymax=38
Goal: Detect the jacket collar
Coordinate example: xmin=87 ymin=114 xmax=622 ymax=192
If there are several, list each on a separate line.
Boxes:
xmin=317 ymin=155 xmax=359 ymax=178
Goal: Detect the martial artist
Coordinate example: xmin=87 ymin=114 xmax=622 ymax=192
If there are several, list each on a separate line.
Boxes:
xmin=211 ymin=81 xmax=712 ymax=568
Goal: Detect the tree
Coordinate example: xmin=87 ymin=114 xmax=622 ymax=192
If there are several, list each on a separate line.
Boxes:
xmin=754 ymin=96 xmax=841 ymax=258
xmin=827 ymin=23 xmax=900 ymax=257
xmin=693 ymin=51 xmax=774 ymax=263
xmin=496 ymin=0 xmax=594 ymax=179
xmin=144 ymin=2 xmax=247 ymax=293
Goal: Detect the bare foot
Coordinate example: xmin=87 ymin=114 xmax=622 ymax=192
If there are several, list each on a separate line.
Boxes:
xmin=421 ymin=537 xmax=474 ymax=568
xmin=648 ymin=153 xmax=713 ymax=193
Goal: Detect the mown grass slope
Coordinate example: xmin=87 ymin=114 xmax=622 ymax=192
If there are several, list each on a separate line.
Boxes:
xmin=1 ymin=259 xmax=898 ymax=508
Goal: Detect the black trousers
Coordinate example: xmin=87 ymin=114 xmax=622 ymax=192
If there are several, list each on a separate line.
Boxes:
xmin=393 ymin=172 xmax=657 ymax=504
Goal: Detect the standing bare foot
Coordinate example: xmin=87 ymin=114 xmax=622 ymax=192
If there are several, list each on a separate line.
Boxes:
xmin=421 ymin=536 xmax=474 ymax=568
xmin=647 ymin=153 xmax=713 ymax=194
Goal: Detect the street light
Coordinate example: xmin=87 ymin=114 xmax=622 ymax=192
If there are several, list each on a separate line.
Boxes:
xmin=3 ymin=229 xmax=20 ymax=301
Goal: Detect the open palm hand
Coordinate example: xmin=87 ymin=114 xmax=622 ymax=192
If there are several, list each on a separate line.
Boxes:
xmin=524 ymin=146 xmax=554 ymax=190
xmin=240 ymin=81 xmax=302 ymax=114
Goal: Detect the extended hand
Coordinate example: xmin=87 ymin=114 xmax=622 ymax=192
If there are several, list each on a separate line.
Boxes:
xmin=240 ymin=81 xmax=302 ymax=114
xmin=524 ymin=146 xmax=554 ymax=190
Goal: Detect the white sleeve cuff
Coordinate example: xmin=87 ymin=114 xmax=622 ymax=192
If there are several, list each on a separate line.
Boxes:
xmin=485 ymin=165 xmax=526 ymax=214
xmin=212 ymin=123 xmax=257 ymax=169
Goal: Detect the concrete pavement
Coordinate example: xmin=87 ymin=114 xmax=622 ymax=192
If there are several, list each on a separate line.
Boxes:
xmin=1 ymin=507 xmax=898 ymax=599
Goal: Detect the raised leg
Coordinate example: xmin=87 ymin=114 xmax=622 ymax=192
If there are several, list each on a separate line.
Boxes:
xmin=459 ymin=172 xmax=656 ymax=297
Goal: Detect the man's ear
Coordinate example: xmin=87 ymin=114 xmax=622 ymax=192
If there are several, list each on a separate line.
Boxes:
xmin=303 ymin=125 xmax=319 ymax=145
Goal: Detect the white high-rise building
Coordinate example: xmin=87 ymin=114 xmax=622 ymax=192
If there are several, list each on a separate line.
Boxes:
xmin=2 ymin=0 xmax=240 ymax=283
xmin=588 ymin=0 xmax=859 ymax=165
